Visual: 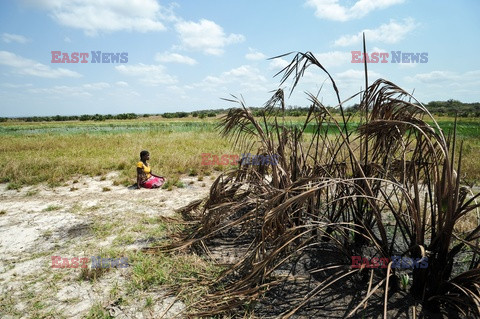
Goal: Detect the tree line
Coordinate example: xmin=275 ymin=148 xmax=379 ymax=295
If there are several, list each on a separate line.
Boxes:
xmin=1 ymin=100 xmax=478 ymax=122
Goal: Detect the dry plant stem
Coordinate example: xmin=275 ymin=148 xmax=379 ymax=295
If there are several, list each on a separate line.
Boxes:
xmin=384 ymin=261 xmax=393 ymax=319
xmin=365 ymin=268 xmax=374 ymax=310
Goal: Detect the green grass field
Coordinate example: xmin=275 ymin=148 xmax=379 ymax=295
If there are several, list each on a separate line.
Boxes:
xmin=0 ymin=118 xmax=232 ymax=188
xmin=1 ymin=116 xmax=479 ymax=188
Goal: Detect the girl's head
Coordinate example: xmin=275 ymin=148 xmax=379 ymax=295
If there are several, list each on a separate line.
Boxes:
xmin=140 ymin=150 xmax=149 ymax=161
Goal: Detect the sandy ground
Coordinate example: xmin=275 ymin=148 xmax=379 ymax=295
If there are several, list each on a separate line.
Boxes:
xmin=0 ymin=172 xmax=214 ymax=318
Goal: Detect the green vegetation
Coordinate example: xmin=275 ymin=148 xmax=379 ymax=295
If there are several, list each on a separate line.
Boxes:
xmin=1 ymin=115 xmax=479 ymax=189
xmin=6 ymin=182 xmax=21 ymax=190
xmin=9 ymin=112 xmax=138 ymax=122
xmin=426 ymin=100 xmax=480 ymax=117
xmin=127 ymin=251 xmax=221 ymax=292
xmin=85 ymin=303 xmax=113 ymax=319
xmin=0 ymin=98 xmax=477 ymax=124
xmin=0 ymin=118 xmax=219 ymax=136
xmin=43 ymin=205 xmax=62 ymax=212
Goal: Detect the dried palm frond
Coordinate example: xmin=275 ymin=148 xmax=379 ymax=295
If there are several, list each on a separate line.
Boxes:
xmin=156 ymin=43 xmax=480 ymax=317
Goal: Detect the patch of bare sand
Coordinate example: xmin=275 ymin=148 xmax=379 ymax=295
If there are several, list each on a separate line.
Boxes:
xmin=0 ymin=172 xmax=214 ymax=318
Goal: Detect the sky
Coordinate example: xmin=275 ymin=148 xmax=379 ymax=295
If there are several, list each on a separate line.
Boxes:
xmin=0 ymin=0 xmax=479 ymax=117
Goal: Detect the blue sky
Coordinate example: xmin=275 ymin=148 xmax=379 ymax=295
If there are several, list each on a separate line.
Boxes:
xmin=0 ymin=0 xmax=479 ymax=117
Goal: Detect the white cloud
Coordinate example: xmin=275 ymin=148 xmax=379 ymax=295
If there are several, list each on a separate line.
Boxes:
xmin=334 ymin=18 xmax=418 ymax=47
xmin=1 ymin=83 xmax=33 ymax=88
xmin=115 ymin=81 xmax=129 ymax=87
xmin=245 ymin=48 xmax=267 ymax=61
xmin=175 ymin=19 xmax=245 ymax=55
xmin=2 ymin=33 xmax=29 ymax=44
xmin=406 ymin=71 xmax=456 ymax=84
xmin=28 ymin=83 xmax=114 ymax=99
xmin=23 ymin=0 xmax=167 ymax=36
xmin=371 ymin=47 xmax=387 ymax=53
xmin=64 ymin=36 xmax=72 ymax=43
xmin=313 ymin=51 xmax=351 ymax=68
xmin=269 ymin=57 xmax=289 ymax=71
xmin=115 ymin=63 xmax=177 ymax=86
xmin=224 ymin=65 xmax=267 ymax=82
xmin=82 ymin=82 xmax=110 ymax=90
xmin=405 ymin=70 xmax=480 ymax=85
xmin=335 ymin=69 xmax=382 ymax=83
xmin=155 ymin=52 xmax=197 ymax=65
xmin=28 ymin=86 xmax=92 ymax=97
xmin=194 ymin=65 xmax=268 ymax=92
xmin=0 ymin=51 xmax=81 ymax=78
xmin=401 ymin=70 xmax=480 ymax=102
xmin=305 ymin=0 xmax=405 ymax=22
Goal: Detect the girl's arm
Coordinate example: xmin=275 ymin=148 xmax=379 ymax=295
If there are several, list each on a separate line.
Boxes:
xmin=151 ymin=171 xmax=162 ymax=178
xmin=136 ymin=167 xmax=144 ymax=189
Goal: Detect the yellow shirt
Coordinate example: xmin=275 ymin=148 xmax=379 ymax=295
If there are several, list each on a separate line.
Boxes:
xmin=137 ymin=161 xmax=151 ymax=179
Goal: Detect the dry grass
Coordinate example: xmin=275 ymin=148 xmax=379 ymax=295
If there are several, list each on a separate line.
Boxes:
xmin=0 ymin=129 xmax=235 ymax=188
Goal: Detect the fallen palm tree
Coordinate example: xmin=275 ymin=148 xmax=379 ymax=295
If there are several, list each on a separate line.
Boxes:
xmin=153 ymin=43 xmax=480 ymax=317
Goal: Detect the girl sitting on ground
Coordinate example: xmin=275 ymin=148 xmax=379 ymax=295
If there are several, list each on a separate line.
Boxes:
xmin=136 ymin=150 xmax=165 ymax=189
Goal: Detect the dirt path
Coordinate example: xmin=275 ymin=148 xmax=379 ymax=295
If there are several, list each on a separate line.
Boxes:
xmin=0 ymin=172 xmax=214 ymax=318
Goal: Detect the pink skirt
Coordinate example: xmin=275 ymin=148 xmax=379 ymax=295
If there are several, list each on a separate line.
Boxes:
xmin=142 ymin=176 xmax=165 ymax=189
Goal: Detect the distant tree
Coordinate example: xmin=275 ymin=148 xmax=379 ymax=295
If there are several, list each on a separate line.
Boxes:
xmin=162 ymin=112 xmax=188 ymax=118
